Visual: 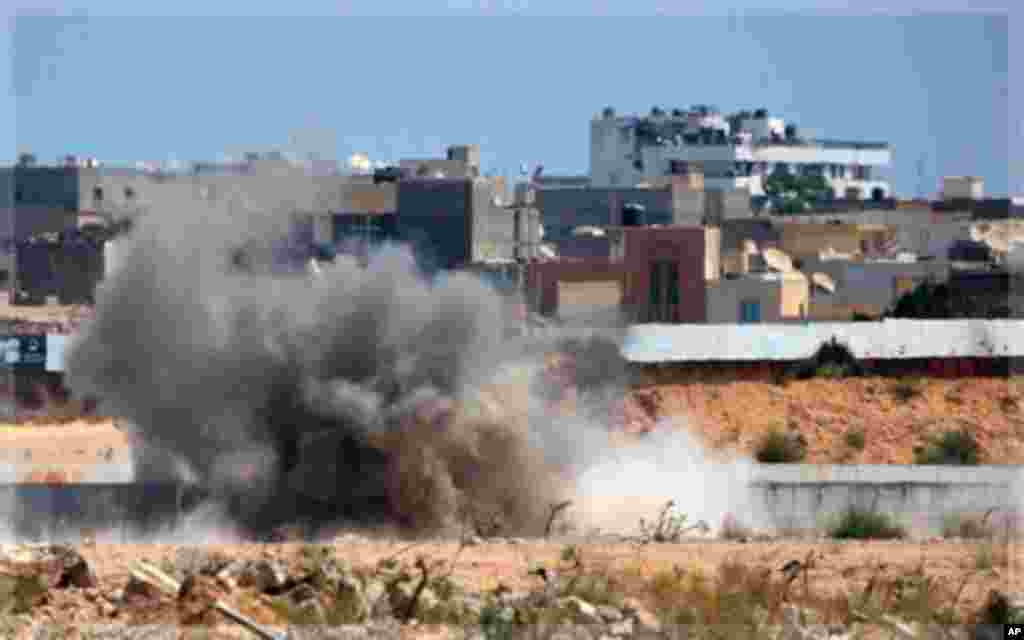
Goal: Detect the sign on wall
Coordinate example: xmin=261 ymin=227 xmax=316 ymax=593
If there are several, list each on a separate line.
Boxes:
xmin=1 ymin=335 xmax=48 ymax=367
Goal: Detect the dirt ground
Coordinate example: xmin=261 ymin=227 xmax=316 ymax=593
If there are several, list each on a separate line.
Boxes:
xmin=17 ymin=538 xmax=1024 ymax=631
xmin=623 ymin=373 xmax=1024 ymax=464
xmin=2 ymin=374 xmax=1023 ymax=472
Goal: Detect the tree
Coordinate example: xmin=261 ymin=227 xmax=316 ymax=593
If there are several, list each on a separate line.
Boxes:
xmin=764 ymin=173 xmax=832 ymax=214
xmin=887 ymin=281 xmax=1009 ymax=319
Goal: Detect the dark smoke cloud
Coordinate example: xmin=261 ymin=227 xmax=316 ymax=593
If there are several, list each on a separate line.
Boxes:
xmin=61 ymin=189 xmax=583 ymax=539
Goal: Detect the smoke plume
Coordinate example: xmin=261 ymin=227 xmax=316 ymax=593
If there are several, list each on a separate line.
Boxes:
xmin=60 ymin=182 xmax=594 ymax=540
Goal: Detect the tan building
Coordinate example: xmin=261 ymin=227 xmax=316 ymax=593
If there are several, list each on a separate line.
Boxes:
xmin=778 ymin=222 xmax=898 ymax=261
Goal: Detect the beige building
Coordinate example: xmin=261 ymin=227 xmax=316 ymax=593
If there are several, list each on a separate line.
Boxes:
xmin=778 ymin=222 xmax=897 ymax=261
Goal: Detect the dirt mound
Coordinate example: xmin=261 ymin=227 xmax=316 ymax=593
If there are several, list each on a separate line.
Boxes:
xmin=626 ymin=372 xmax=1024 ymax=464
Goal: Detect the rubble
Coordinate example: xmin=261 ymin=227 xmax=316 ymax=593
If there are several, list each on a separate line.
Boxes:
xmin=0 ymin=542 xmax=998 ymax=639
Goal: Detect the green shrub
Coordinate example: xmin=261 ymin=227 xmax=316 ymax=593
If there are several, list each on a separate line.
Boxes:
xmin=755 ymin=429 xmax=806 ymax=463
xmin=914 ymin=429 xmax=980 ymax=465
xmin=793 ymin=337 xmax=864 ymax=380
xmin=828 ymin=508 xmax=906 ymax=540
xmin=844 ymin=428 xmax=866 ymax=451
xmin=815 ymin=363 xmax=852 ymax=379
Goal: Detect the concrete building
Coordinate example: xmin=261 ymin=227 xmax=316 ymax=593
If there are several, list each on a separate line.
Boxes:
xmin=526 ymin=226 xmax=718 ymax=325
xmin=533 ymin=177 xmax=708 ymax=258
xmin=394 ymin=175 xmax=529 ymax=271
xmin=801 ymin=256 xmax=953 ymax=320
xmin=14 ymin=232 xmax=105 ymax=304
xmin=706 ymin=271 xmax=809 ymax=323
xmin=719 ymin=219 xmax=781 ymax=275
xmin=777 ymin=222 xmax=898 ymax=261
xmin=942 ymin=176 xmax=985 ymax=201
xmin=590 ymin=107 xmax=892 ymax=201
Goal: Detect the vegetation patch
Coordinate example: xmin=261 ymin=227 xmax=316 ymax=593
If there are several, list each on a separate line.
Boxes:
xmin=755 ymin=429 xmax=807 ymax=463
xmin=828 ymin=508 xmax=906 ymax=540
xmin=914 ymin=428 xmax=981 ymax=465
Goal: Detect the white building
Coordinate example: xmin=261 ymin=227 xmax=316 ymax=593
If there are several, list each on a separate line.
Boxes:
xmin=590 ymin=107 xmax=892 ymax=202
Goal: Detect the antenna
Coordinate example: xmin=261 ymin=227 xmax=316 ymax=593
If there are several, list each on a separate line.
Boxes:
xmin=916 ymin=154 xmax=926 ymax=200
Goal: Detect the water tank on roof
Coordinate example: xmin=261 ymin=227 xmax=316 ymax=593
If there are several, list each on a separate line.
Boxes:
xmin=622 ymin=203 xmax=646 ymax=227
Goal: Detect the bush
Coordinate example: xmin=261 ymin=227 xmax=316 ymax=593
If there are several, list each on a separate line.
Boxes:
xmin=792 ymin=337 xmax=863 ymax=380
xmin=888 ymin=378 xmax=922 ymax=403
xmin=844 ymin=429 xmax=866 ymax=451
xmin=828 ymin=508 xmax=906 ymax=540
xmin=755 ymin=429 xmax=806 ymax=463
xmin=914 ymin=429 xmax=980 ymax=465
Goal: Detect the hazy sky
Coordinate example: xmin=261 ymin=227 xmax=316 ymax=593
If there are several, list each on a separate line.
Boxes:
xmin=3 ymin=2 xmax=1019 ymax=198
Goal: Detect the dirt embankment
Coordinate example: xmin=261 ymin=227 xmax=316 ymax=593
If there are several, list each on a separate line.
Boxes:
xmin=622 ymin=371 xmax=1024 ymax=464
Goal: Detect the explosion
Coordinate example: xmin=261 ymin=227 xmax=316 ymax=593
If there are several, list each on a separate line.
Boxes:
xmin=57 ymin=191 xmax=621 ymax=540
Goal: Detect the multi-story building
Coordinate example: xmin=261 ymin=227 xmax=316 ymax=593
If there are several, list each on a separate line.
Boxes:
xmin=590 ymin=106 xmax=893 ymax=203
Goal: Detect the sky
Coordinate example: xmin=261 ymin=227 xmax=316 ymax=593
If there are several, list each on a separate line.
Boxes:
xmin=2 ymin=2 xmax=1019 ymax=199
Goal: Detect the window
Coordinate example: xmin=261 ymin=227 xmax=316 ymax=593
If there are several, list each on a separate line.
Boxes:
xmin=14 ymin=188 xmax=23 ymax=203
xmin=740 ymin=299 xmax=761 ymax=323
xmin=93 ymin=186 xmax=104 ymax=203
xmin=124 ymin=187 xmax=136 ymax=200
xmin=648 ymin=260 xmax=679 ymax=322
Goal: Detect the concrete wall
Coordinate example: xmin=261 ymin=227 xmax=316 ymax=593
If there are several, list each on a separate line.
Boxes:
xmin=0 ymin=482 xmax=189 ymax=544
xmin=749 ymin=464 xmax=1021 ymax=538
xmin=472 ymin=181 xmax=516 ymax=262
xmin=526 ymin=259 xmax=625 ymax=317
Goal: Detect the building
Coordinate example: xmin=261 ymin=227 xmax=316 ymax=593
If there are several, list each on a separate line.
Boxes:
xmin=590 ymin=106 xmax=892 ymax=203
xmin=526 ymin=226 xmax=721 ymax=325
xmin=800 ymin=256 xmax=953 ymax=320
xmin=706 ymin=271 xmax=810 ymax=323
xmin=394 ymin=174 xmax=531 ymax=272
xmin=942 ymin=176 xmax=985 ymax=201
xmin=14 ymin=230 xmax=105 ymax=304
xmin=533 ymin=176 xmax=707 ymax=258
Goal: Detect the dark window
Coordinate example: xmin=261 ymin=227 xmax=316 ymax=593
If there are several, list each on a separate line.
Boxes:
xmin=871 ymin=187 xmax=885 ymax=201
xmin=125 ymin=187 xmax=136 ymax=200
xmin=648 ymin=260 xmax=679 ymax=322
xmin=14 ymin=189 xmax=23 ymax=203
xmin=93 ymin=187 xmax=104 ymax=202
